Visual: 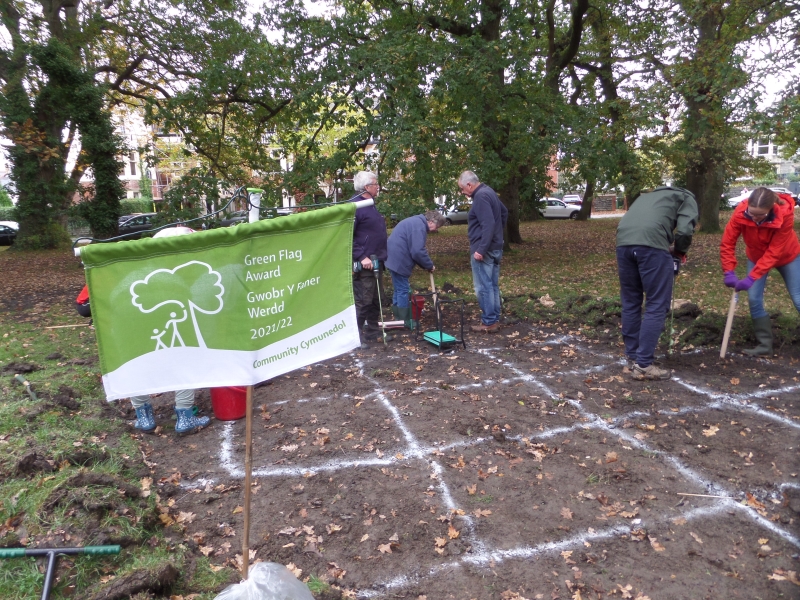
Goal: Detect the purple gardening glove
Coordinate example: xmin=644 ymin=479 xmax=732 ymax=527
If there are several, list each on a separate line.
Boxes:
xmin=735 ymin=275 xmax=755 ymax=292
xmin=723 ymin=271 xmax=738 ymax=288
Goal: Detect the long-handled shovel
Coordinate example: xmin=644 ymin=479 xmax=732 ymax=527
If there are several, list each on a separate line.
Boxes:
xmin=429 ymin=272 xmax=439 ymax=329
xmin=720 ymin=291 xmax=738 ymax=359
xmin=0 ymin=545 xmax=120 ymax=600
xmin=371 ymin=255 xmax=387 ymax=346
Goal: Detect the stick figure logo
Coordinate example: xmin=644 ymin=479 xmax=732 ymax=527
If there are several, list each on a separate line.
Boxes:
xmin=130 ymin=261 xmax=224 ymax=349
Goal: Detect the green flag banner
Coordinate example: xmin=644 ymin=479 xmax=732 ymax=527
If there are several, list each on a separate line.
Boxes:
xmin=81 ymin=203 xmax=360 ymax=400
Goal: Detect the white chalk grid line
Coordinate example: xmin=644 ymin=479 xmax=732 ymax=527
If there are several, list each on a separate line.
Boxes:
xmin=212 ymin=330 xmax=799 ymax=596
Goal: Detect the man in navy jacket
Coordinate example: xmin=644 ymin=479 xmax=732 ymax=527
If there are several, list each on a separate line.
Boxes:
xmin=385 ymin=211 xmax=446 ymax=327
xmin=458 ymin=171 xmax=508 ymax=332
xmin=350 ymin=171 xmax=389 ymax=346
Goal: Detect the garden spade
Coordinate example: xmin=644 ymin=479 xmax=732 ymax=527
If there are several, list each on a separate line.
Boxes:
xmin=371 ymin=255 xmax=387 ymax=346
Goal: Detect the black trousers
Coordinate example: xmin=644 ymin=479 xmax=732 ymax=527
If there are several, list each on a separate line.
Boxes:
xmin=353 ymin=268 xmax=385 ymax=339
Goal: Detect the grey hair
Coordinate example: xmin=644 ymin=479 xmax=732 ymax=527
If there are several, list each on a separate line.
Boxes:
xmin=425 ymin=210 xmax=447 ymax=228
xmin=458 ymin=170 xmax=479 ymax=186
xmin=353 ymin=171 xmax=377 ymax=194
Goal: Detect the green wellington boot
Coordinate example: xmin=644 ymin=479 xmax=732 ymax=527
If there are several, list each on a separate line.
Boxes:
xmin=399 ymin=306 xmax=416 ymax=330
xmin=743 ymin=316 xmax=773 ymax=356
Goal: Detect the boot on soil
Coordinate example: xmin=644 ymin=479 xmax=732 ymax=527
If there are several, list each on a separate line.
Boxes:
xmin=134 ymin=403 xmax=156 ymax=432
xmin=742 ymin=316 xmax=773 ymax=356
xmin=399 ymin=306 xmax=416 ymax=330
xmin=175 ymin=407 xmax=210 ymax=435
xmin=631 ymin=363 xmax=671 ymax=381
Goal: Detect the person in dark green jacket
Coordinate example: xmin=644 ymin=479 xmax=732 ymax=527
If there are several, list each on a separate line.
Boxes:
xmin=616 ymin=187 xmax=698 ymax=380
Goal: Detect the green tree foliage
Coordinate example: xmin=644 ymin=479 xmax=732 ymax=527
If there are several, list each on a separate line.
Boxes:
xmin=0 ymin=1 xmax=126 ymax=247
xmin=0 ymin=187 xmax=12 ymax=208
xmin=648 ymin=0 xmax=798 ymax=232
xmin=267 ymin=0 xmax=595 ymax=244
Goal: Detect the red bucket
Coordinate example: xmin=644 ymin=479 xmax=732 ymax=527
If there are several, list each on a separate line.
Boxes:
xmin=210 ymin=386 xmax=247 ymax=421
xmin=410 ymin=295 xmax=425 ymax=320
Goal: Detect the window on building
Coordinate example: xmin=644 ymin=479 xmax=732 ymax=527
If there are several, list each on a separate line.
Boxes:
xmin=129 ymin=152 xmax=137 ymax=176
xmin=757 ymin=140 xmax=770 ymax=155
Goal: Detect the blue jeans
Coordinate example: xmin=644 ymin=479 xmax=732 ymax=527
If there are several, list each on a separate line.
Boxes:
xmin=746 ymin=256 xmax=800 ymax=319
xmin=617 ymin=245 xmax=673 ymax=367
xmin=390 ymin=269 xmax=410 ymax=308
xmin=471 ymin=249 xmax=502 ymax=325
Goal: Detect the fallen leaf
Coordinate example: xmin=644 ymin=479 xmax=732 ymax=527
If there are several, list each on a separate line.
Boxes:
xmin=176 ymin=511 xmax=196 ymax=524
xmin=648 ymin=536 xmax=665 ymax=552
xmin=232 ymin=506 xmax=243 ymax=515
xmin=285 ymin=562 xmax=302 ymax=577
xmin=199 ymin=546 xmax=214 ymax=556
xmin=377 ymin=543 xmax=392 ymax=554
xmin=360 ymin=534 xmax=369 ymax=542
xmin=758 ymin=538 xmax=768 ymax=545
xmin=730 ymin=377 xmax=740 ymax=385
xmin=702 ymin=425 xmax=719 ymax=437
xmin=746 ymin=493 xmax=766 ymax=510
xmin=605 ymin=452 xmax=618 ymax=464
xmin=448 ymin=525 xmax=460 ymax=539
xmin=561 ymin=507 xmax=573 ymax=520
xmin=690 ymin=532 xmax=703 ymax=544
xmin=434 ymin=537 xmax=447 ymax=547
xmin=474 ymin=509 xmax=492 ymax=517
xmin=326 ymin=523 xmax=342 ymax=535
xmin=466 ymin=484 xmax=477 ymax=495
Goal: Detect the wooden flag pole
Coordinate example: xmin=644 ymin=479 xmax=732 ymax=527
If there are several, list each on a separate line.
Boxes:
xmin=720 ymin=291 xmax=738 ymax=359
xmin=241 ymin=384 xmax=254 ymax=579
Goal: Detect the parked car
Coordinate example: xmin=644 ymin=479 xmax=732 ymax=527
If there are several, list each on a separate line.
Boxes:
xmin=769 ymin=187 xmax=799 ymax=200
xmin=562 ymin=194 xmax=583 ymax=206
xmin=118 ymin=212 xmax=157 ymax=238
xmin=118 ymin=213 xmax=144 ymax=225
xmin=0 ymin=220 xmax=19 ymax=230
xmin=726 ymin=191 xmax=751 ymax=208
xmin=220 ymin=210 xmax=249 ymax=227
xmin=0 ymin=223 xmax=17 ymax=246
xmin=539 ymin=198 xmax=579 ymax=219
xmin=443 ymin=202 xmax=471 ymax=225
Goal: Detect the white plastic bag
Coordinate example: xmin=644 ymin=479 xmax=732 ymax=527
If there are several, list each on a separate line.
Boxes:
xmin=214 ymin=562 xmax=315 ymax=600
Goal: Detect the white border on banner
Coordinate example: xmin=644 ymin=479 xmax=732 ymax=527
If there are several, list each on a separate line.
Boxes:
xmin=101 ymin=305 xmax=360 ymax=400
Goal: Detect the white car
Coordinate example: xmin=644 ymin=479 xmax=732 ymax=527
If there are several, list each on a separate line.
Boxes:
xmin=726 ymin=192 xmax=750 ymax=208
xmin=0 ymin=220 xmax=19 ymax=230
xmin=562 ymin=194 xmax=582 ymax=206
xmin=442 ymin=202 xmax=471 ymax=225
xmin=539 ymin=198 xmax=579 ymax=219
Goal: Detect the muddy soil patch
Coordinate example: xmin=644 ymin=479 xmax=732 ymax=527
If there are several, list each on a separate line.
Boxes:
xmin=121 ymin=322 xmax=800 ymax=598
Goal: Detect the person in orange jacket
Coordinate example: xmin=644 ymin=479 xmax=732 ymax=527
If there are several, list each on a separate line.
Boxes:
xmin=720 ymin=187 xmax=800 ymax=356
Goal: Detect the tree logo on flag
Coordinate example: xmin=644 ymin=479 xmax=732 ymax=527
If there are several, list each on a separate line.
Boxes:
xmin=130 ymin=261 xmax=225 ymax=349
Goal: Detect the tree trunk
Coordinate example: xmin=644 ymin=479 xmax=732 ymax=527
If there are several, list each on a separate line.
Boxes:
xmin=500 ymin=176 xmax=523 ymax=246
xmin=576 ymin=180 xmax=595 ymax=220
xmin=681 ymin=5 xmax=724 ymax=233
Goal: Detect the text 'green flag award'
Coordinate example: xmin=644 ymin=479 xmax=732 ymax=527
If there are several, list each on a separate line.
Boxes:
xmin=81 ymin=203 xmax=359 ymax=400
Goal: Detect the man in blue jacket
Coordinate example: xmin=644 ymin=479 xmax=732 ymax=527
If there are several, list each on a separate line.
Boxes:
xmin=386 ymin=211 xmax=447 ymax=328
xmin=458 ymin=171 xmax=508 ymax=332
xmin=350 ymin=171 xmax=389 ymax=347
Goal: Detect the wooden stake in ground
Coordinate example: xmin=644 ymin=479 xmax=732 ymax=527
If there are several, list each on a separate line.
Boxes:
xmin=720 ymin=291 xmax=738 ymax=359
xmin=242 ymin=385 xmax=254 ymax=579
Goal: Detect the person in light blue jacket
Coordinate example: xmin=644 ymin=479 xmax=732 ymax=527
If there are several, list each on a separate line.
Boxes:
xmin=386 ymin=211 xmax=446 ymax=327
